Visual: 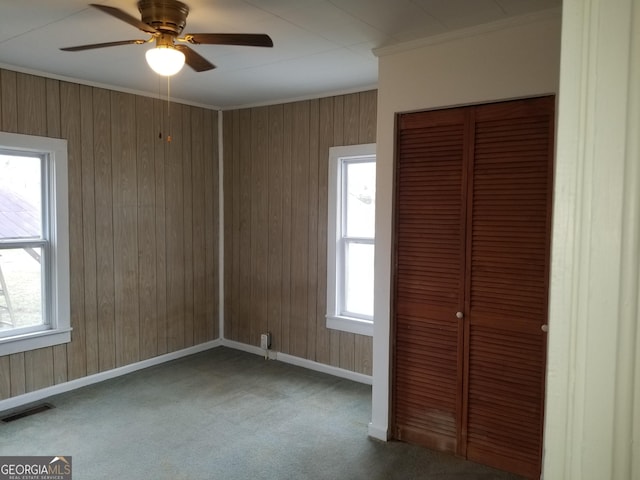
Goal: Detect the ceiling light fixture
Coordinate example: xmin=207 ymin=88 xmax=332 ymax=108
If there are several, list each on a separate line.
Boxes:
xmin=145 ymin=45 xmax=185 ymax=76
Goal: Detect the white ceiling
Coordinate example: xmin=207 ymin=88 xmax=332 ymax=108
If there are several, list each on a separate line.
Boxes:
xmin=0 ymin=0 xmax=561 ymax=109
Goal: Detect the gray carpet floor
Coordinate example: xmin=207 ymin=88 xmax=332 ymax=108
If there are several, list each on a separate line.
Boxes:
xmin=0 ymin=347 xmax=524 ymax=479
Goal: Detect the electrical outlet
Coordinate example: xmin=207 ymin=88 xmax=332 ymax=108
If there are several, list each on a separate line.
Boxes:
xmin=260 ymin=332 xmax=271 ymax=350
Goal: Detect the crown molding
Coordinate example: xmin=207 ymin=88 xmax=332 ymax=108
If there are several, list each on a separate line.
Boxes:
xmin=373 ymin=7 xmax=561 ymax=58
xmin=0 ymin=62 xmax=221 ymax=111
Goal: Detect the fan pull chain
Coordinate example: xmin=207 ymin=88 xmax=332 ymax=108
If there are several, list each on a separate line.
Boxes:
xmin=166 ymin=75 xmax=172 ymax=143
xmin=158 ymin=75 xmax=163 ymax=140
xmin=157 ymin=75 xmax=173 ymax=144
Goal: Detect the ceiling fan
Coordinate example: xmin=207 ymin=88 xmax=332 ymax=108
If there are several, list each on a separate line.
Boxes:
xmin=61 ymin=0 xmax=274 ymax=75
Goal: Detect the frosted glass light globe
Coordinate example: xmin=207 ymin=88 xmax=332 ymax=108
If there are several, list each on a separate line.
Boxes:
xmin=145 ymin=47 xmax=185 ymax=76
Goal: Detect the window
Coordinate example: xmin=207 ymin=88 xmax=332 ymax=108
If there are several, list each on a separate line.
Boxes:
xmin=0 ymin=132 xmax=70 ymax=356
xmin=326 ymin=143 xmax=376 ymax=336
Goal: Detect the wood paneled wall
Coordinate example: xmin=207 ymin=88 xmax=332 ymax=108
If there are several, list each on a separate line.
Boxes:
xmin=0 ymin=69 xmax=219 ymax=400
xmin=223 ymin=90 xmax=377 ymax=375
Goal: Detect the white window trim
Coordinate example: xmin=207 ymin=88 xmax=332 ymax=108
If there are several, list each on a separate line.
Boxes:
xmin=326 ymin=143 xmax=376 ymax=337
xmin=0 ymin=132 xmax=71 ymax=356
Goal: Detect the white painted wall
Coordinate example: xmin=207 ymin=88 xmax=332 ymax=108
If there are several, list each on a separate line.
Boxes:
xmin=369 ymin=8 xmax=561 ymax=441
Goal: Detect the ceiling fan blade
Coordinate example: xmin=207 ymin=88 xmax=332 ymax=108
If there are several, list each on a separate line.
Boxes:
xmin=90 ymin=3 xmax=158 ymax=35
xmin=184 ymin=33 xmax=273 ymax=48
xmin=60 ymin=39 xmax=147 ymax=52
xmin=175 ymin=45 xmax=216 ymax=72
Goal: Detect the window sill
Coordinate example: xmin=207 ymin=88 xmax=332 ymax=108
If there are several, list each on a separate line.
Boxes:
xmin=327 ymin=315 xmax=373 ymax=337
xmin=0 ymin=327 xmax=72 ymax=356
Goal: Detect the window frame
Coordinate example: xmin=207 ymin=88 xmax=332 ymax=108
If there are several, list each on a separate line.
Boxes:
xmin=326 ymin=143 xmax=376 ymax=337
xmin=0 ymin=132 xmax=70 ymax=356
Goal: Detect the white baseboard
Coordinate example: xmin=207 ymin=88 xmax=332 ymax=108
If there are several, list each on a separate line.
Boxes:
xmin=276 ymin=352 xmax=372 ymax=385
xmin=221 ymin=338 xmax=272 ymax=357
xmin=368 ymin=422 xmax=390 ymax=441
xmin=0 ymin=339 xmax=221 ymax=413
xmin=220 ymin=338 xmax=373 ymax=385
xmin=1 ymin=337 xmax=373 ymax=413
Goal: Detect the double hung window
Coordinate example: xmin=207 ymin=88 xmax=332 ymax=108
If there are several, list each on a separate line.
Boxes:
xmin=0 ymin=132 xmax=70 ymax=355
xmin=326 ymin=144 xmax=376 ymax=336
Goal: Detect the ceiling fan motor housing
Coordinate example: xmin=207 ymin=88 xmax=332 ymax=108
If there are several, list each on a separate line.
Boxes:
xmin=60 ymin=1 xmax=272 ymax=73
xmin=138 ymin=0 xmax=189 ymax=35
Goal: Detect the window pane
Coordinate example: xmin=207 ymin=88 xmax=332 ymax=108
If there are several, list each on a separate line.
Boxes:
xmin=344 ymin=242 xmax=374 ymax=317
xmin=0 ymin=154 xmax=42 ymax=240
xmin=0 ymin=247 xmax=43 ymax=333
xmin=345 ymin=161 xmax=375 ymax=238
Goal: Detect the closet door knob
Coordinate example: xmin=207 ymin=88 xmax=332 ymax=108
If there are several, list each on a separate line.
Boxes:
xmin=541 ymin=324 xmax=549 ymax=333
xmin=456 ymin=311 xmax=464 ymax=319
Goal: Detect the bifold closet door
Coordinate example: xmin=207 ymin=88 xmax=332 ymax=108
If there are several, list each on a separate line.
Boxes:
xmin=393 ymin=96 xmax=554 ymax=479
xmin=463 ymin=97 xmax=554 ymax=478
xmin=393 ymin=107 xmax=469 ymax=453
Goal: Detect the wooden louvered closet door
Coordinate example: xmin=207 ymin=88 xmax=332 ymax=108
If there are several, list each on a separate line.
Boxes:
xmin=393 ymin=96 xmax=554 ymax=479
xmin=393 ymin=108 xmax=468 ymax=453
